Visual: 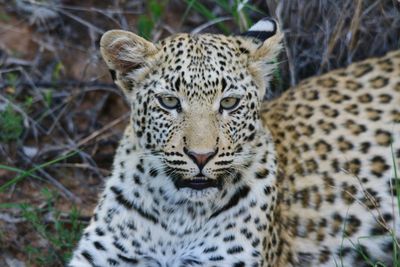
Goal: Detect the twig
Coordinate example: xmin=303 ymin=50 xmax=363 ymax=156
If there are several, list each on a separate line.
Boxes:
xmin=0 ymin=213 xmax=25 ymax=223
xmin=36 ymin=167 xmax=81 ymax=203
xmin=18 ymin=152 xmax=82 ymax=203
xmin=191 ymin=17 xmax=232 ymax=34
xmin=276 ymin=2 xmax=297 ymax=86
xmin=56 ymin=9 xmax=104 ymax=34
xmin=76 ymin=114 xmax=129 ymax=148
xmin=53 ymin=163 xmax=111 ymax=176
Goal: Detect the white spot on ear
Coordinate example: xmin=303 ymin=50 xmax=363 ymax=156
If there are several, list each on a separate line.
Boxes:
xmin=248 ymin=19 xmax=276 ymax=33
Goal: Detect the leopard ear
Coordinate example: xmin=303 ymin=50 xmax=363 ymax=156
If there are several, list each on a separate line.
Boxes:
xmin=100 ymin=30 xmax=159 ymax=91
xmin=241 ymin=18 xmax=282 ymax=60
xmin=239 ymin=18 xmax=283 ymax=98
xmin=241 ymin=18 xmax=278 ymax=42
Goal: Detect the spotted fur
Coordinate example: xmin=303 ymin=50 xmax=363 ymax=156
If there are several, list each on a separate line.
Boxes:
xmin=69 ymin=19 xmax=400 ymax=267
xmin=261 ymin=50 xmax=400 ymax=266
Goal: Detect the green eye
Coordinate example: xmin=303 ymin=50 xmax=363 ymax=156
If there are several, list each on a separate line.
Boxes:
xmin=220 ymin=97 xmax=240 ymax=111
xmin=157 ymin=95 xmax=180 ymax=110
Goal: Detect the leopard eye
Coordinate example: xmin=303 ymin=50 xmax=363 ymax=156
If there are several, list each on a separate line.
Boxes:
xmin=220 ymin=97 xmax=240 ymax=111
xmin=157 ymin=95 xmax=180 ymax=110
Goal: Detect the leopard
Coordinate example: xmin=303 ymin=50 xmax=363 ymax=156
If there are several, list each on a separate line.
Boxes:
xmin=69 ymin=18 xmax=400 ymax=267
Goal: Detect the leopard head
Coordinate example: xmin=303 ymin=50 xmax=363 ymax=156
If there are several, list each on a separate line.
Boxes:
xmin=100 ymin=18 xmax=282 ymax=202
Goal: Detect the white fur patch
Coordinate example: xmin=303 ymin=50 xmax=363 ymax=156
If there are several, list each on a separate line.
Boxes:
xmin=248 ymin=19 xmax=275 ymax=32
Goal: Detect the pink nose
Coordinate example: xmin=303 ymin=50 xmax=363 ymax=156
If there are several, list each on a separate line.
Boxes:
xmin=184 ymin=148 xmax=218 ymax=170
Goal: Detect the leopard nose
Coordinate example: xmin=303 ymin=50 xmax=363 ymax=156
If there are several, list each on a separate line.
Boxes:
xmin=183 ymin=147 xmax=218 ymax=171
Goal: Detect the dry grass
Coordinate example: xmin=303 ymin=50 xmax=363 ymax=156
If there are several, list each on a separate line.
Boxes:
xmin=268 ymin=0 xmax=400 ymax=92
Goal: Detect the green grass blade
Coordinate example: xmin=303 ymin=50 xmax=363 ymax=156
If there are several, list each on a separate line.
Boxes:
xmin=0 ymin=151 xmax=78 ymax=192
xmin=0 ymin=164 xmax=44 ymax=180
xmin=391 ymin=143 xmax=400 ymax=266
xmin=390 ymin=143 xmax=400 ymax=216
xmin=183 ymin=0 xmax=230 ymax=34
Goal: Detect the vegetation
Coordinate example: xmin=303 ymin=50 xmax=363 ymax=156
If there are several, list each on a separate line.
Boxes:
xmin=0 ymin=105 xmax=23 ymax=142
xmin=0 ymin=189 xmax=84 ymax=266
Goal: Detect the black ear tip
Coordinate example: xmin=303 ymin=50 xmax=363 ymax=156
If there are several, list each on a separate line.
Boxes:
xmin=240 ymin=17 xmax=277 ymax=41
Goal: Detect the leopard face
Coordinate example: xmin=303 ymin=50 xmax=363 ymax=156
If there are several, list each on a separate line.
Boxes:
xmin=100 ymin=24 xmax=282 ymax=201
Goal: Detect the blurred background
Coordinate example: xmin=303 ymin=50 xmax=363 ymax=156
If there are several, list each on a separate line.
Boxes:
xmin=0 ymin=0 xmax=399 ymax=266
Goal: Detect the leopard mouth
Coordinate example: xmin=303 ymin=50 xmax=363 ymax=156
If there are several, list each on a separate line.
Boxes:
xmin=176 ymin=176 xmax=219 ymax=190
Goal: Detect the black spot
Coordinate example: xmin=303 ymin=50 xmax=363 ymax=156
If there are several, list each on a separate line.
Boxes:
xmin=132 ymin=240 xmax=141 ymax=248
xmin=239 ymin=47 xmax=250 ymax=54
xmin=81 ymin=250 xmax=94 ymax=264
xmin=149 ymin=168 xmax=159 ymax=177
xmin=221 ymin=77 xmax=227 ymax=92
xmin=204 ymin=246 xmax=218 ymax=253
xmin=174 ymin=77 xmax=181 ymax=91
xmin=95 ymin=227 xmax=105 ymax=236
xmin=133 ymin=174 xmax=142 ymax=185
xmin=241 ymin=227 xmax=252 ymax=239
xmin=225 ymin=222 xmax=236 ymax=230
xmin=146 ymin=132 xmax=152 ymax=143
xmin=94 ymin=241 xmax=106 ymax=251
xmin=227 ymin=245 xmax=244 ymax=254
xmin=337 ymin=246 xmax=351 ymax=257
xmin=210 ymin=185 xmax=250 ymax=218
xmin=110 ymin=186 xmax=158 ymax=224
xmin=182 ymin=259 xmax=202 ymax=265
xmin=209 ymin=255 xmax=224 ymax=261
xmin=136 ymin=164 xmax=145 ymax=173
xmin=263 ymin=186 xmax=272 ymax=195
xmin=109 ymin=69 xmax=116 ymax=81
xmin=251 ymin=238 xmax=260 ymax=247
xmin=370 ymin=224 xmax=387 ymax=235
xmin=233 ymin=261 xmax=245 ymax=267
xmin=247 ymin=132 xmax=256 ymax=142
xmin=223 ymin=235 xmax=235 ymax=242
xmin=107 ymin=258 xmax=119 ymax=266
xmin=360 ymin=142 xmax=371 ymax=153
xmin=248 ymin=124 xmax=255 ymax=131
xmin=117 ymin=254 xmax=139 ymax=264
xmin=113 ymin=240 xmax=128 ymax=253
xmin=354 ymin=245 xmax=371 ymax=263
xmin=256 ymin=169 xmax=269 ymax=179
xmin=260 ymin=203 xmax=268 ymax=211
